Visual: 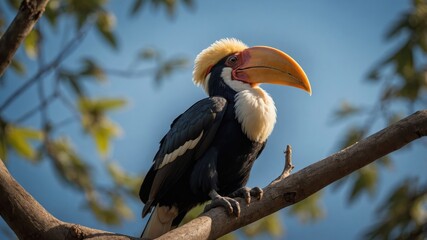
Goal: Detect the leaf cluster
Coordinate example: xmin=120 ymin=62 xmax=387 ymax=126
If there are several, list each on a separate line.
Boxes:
xmin=365 ymin=179 xmax=427 ymax=240
xmin=367 ymin=0 xmax=427 ymax=103
xmin=332 ymin=0 xmax=427 ymax=237
xmin=0 ymin=0 xmax=190 ymax=226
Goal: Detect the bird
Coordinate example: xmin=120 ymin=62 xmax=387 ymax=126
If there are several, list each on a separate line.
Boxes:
xmin=139 ymin=38 xmax=311 ymax=238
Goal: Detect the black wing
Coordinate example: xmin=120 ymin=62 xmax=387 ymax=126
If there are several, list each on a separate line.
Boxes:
xmin=140 ymin=97 xmax=227 ymax=216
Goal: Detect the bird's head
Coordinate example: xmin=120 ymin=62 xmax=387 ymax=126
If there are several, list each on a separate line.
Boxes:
xmin=193 ymin=38 xmax=312 ymax=96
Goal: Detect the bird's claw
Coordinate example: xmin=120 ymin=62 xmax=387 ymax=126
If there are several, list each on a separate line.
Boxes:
xmin=204 ymin=187 xmax=262 ymax=217
xmin=228 ymin=186 xmax=263 ymax=205
xmin=204 ymin=195 xmax=241 ymax=217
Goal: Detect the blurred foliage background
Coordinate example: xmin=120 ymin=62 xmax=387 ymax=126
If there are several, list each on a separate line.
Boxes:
xmin=0 ymin=0 xmax=426 ymax=239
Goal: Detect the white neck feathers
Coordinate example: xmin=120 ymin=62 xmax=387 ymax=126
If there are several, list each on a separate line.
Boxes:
xmin=234 ymin=88 xmax=277 ymax=143
xmin=221 ymin=68 xmax=277 ymax=143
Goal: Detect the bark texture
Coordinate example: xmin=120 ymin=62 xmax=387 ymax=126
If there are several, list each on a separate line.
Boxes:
xmin=158 ymin=110 xmax=427 ymax=240
xmin=0 ymin=110 xmax=426 ymax=239
xmin=0 ymin=159 xmax=139 ymax=240
xmin=0 ymin=0 xmax=50 ymax=76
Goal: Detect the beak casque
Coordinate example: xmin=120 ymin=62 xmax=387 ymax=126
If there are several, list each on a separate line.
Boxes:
xmin=233 ymin=46 xmax=312 ymax=95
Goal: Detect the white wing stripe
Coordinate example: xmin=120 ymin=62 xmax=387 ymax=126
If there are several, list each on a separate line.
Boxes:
xmin=159 ymin=131 xmax=204 ymax=168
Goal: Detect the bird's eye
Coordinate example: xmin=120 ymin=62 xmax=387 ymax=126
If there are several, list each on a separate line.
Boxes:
xmin=226 ymin=55 xmax=238 ymax=66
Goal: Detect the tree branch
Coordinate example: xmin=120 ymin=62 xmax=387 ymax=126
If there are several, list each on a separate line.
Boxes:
xmin=0 ymin=159 xmax=139 ymax=240
xmin=0 ymin=23 xmax=90 ymax=113
xmin=271 ymin=144 xmax=294 ymax=184
xmin=158 ymin=110 xmax=427 ymax=240
xmin=0 ymin=0 xmax=50 ymax=76
xmin=0 ymin=110 xmax=426 ymax=239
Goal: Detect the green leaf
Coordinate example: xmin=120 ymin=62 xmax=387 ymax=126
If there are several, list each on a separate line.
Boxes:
xmin=218 ymin=233 xmax=237 ymax=240
xmin=364 ymin=178 xmax=427 ymax=240
xmin=376 ymin=155 xmax=393 ymax=169
xmin=79 ymin=97 xmax=127 ymax=113
xmin=10 ymin=59 xmax=26 ymax=75
xmin=387 ymin=112 xmax=403 ymax=125
xmin=332 ymin=101 xmax=361 ymax=121
xmin=78 ymin=97 xmax=126 ymax=157
xmin=395 ymin=74 xmax=423 ymax=101
xmin=182 ymin=203 xmax=238 ymax=239
xmin=366 ymin=67 xmax=381 ymax=81
xmin=96 ymin=11 xmax=118 ymax=49
xmin=138 ymin=48 xmax=158 ymax=60
xmin=334 ymin=156 xmax=391 ymax=200
xmin=339 ymin=126 xmax=364 ymax=149
xmin=0 ymin=133 xmax=7 ymax=161
xmin=242 ymin=213 xmax=284 ymax=238
xmin=59 ymin=69 xmax=85 ymax=96
xmin=107 ymin=162 xmax=142 ymax=197
xmin=99 ymin=29 xmax=118 ymax=49
xmin=394 ymin=44 xmax=414 ymax=79
xmin=164 ymin=0 xmax=177 ymax=17
xmin=130 ymin=0 xmax=145 ymax=16
xmin=289 ymin=191 xmax=325 ymax=223
xmin=372 ymin=42 xmax=412 ymax=81
xmin=88 ymin=197 xmax=121 ymax=225
xmin=96 ymin=98 xmax=127 ymax=111
xmin=5 ymin=125 xmax=43 ymax=161
xmin=91 ymin=119 xmax=121 ymax=157
xmin=68 ymin=0 xmax=107 ymax=28
xmin=181 ymin=203 xmax=206 ymax=225
xmin=80 ymin=58 xmax=107 ymax=82
xmin=6 ymin=131 xmax=35 ymax=160
xmin=385 ymin=14 xmax=409 ymax=40
xmin=5 ymin=0 xmax=20 ymax=9
xmin=418 ymin=33 xmax=427 ymax=52
xmin=46 ymin=137 xmax=93 ymax=190
xmin=24 ymin=30 xmax=39 ymax=59
xmin=11 ymin=126 xmax=44 ymax=140
xmin=135 ymin=0 xmax=194 ymax=18
xmin=182 ymin=0 xmax=195 ymax=9
xmin=348 ymin=165 xmax=378 ymax=203
xmin=155 ymin=57 xmax=188 ymax=82
xmin=45 ymin=0 xmax=60 ymax=27
xmin=112 ymin=193 xmax=134 ymax=219
xmin=87 ymin=191 xmax=134 ymax=225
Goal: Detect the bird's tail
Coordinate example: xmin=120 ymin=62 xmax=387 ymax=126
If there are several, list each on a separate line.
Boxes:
xmin=141 ymin=205 xmax=179 ymax=239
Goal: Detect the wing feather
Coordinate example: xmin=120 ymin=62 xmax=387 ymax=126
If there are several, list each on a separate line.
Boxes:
xmin=153 ymin=97 xmax=226 ymax=169
xmin=140 ymin=97 xmax=227 ymax=215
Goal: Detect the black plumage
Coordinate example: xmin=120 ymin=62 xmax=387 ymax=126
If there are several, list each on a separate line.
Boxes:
xmin=139 ymin=57 xmax=266 ymax=236
xmin=138 ymin=38 xmax=311 ymax=238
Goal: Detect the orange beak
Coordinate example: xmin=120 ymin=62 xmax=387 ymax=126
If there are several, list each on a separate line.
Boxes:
xmin=233 ymin=46 xmax=312 ymax=95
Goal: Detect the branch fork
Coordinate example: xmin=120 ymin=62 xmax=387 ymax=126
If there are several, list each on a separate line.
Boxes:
xmin=271 ymin=145 xmax=295 ymax=185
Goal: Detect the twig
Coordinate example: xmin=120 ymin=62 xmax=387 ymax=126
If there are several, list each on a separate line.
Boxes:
xmin=271 ymin=145 xmax=294 ymax=184
xmin=53 ymin=116 xmax=77 ymax=130
xmin=0 ymin=110 xmax=426 ymax=239
xmin=0 ymin=22 xmax=91 ymax=113
xmin=58 ymin=94 xmax=80 ymax=121
xmin=157 ymin=110 xmax=427 ymax=240
xmin=15 ymin=92 xmax=57 ymax=124
xmin=104 ymin=68 xmax=155 ymax=78
xmin=36 ymin=24 xmax=45 ymax=69
xmin=0 ymin=159 xmax=138 ymax=240
xmin=0 ymin=0 xmax=50 ymax=76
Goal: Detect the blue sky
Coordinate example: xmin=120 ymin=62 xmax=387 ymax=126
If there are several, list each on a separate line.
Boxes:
xmin=1 ymin=0 xmax=426 ymax=239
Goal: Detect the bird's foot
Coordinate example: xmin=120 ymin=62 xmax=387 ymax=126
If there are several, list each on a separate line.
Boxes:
xmin=204 ymin=194 xmax=241 ymax=217
xmin=204 ymin=187 xmax=263 ymax=217
xmin=228 ymin=186 xmax=263 ymax=205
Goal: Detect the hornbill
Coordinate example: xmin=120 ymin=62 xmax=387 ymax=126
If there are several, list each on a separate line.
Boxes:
xmin=139 ymin=38 xmax=311 ymax=238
